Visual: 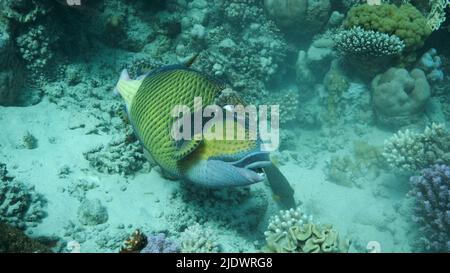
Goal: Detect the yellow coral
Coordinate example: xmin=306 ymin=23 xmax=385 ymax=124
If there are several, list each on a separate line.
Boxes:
xmin=344 ymin=3 xmax=432 ymax=51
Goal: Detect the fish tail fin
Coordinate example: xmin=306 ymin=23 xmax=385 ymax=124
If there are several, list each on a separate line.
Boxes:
xmin=264 ymin=164 xmax=296 ymax=209
xmin=115 ymin=69 xmax=143 ymax=109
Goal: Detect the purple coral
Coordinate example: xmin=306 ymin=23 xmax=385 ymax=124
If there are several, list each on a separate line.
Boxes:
xmin=410 ymin=164 xmax=450 ymax=252
xmin=140 ymin=233 xmax=179 ymax=253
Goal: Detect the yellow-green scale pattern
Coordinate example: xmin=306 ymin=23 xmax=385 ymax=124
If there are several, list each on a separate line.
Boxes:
xmin=130 ymin=69 xmax=225 ymax=177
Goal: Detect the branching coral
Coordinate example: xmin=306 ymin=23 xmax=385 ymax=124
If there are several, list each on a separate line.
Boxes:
xmin=179 ymin=223 xmax=220 ymax=253
xmin=383 ymin=123 xmax=450 ymax=172
xmin=0 ymin=163 xmax=46 ymax=229
xmin=334 ymin=26 xmax=405 ymax=57
xmin=264 ymin=207 xmax=349 ymax=253
xmin=343 ymin=3 xmax=432 ymax=52
xmin=426 ymin=0 xmax=450 ymax=31
xmin=410 ymin=164 xmax=450 ymax=252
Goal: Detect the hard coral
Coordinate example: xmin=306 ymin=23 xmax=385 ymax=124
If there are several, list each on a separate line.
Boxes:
xmin=141 ymin=233 xmax=179 ymax=253
xmin=0 ymin=163 xmax=46 ymax=230
xmin=343 ymin=3 xmax=432 ymax=52
xmin=383 ymin=123 xmax=450 ymax=172
xmin=372 ymin=67 xmax=430 ymax=128
xmin=410 ymin=164 xmax=450 ymax=252
xmin=264 ymin=207 xmax=349 ymax=253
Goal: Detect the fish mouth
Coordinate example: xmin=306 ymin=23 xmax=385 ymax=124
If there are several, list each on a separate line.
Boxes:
xmin=230 ymin=151 xmax=272 ymax=183
xmin=183 ymin=151 xmax=272 ymax=187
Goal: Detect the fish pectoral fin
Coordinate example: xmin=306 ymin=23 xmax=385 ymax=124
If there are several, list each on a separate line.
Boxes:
xmin=143 ymin=147 xmax=156 ymax=165
xmin=173 ymin=139 xmax=202 ymax=160
xmin=263 ymin=164 xmax=296 ymax=209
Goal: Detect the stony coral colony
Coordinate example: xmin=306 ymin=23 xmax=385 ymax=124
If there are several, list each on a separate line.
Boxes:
xmin=0 ymin=0 xmax=449 ymax=253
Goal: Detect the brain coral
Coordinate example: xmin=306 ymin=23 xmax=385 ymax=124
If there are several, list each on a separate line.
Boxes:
xmin=371 ymin=67 xmax=430 ymax=128
xmin=343 ymin=3 xmax=432 ymax=52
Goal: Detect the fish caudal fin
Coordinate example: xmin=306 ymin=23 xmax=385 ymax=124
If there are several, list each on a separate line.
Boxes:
xmin=115 ymin=69 xmax=143 ymax=109
xmin=263 ymin=164 xmax=296 ymax=209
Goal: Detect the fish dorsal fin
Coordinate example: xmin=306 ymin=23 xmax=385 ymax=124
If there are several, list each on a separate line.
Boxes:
xmin=115 ymin=69 xmax=143 ymax=109
xmin=184 ymin=53 xmax=199 ymax=68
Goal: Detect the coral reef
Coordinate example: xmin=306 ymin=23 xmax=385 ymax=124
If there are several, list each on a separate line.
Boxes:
xmin=334 ymin=26 xmax=405 ymax=57
xmin=119 ymin=229 xmax=147 ymax=253
xmin=296 ymin=36 xmax=336 ymax=87
xmin=410 ymin=164 xmax=450 ymax=252
xmin=83 ymin=135 xmax=147 ymax=176
xmin=372 ymin=67 xmax=430 ymax=128
xmin=179 ymin=223 xmax=220 ymax=253
xmin=77 ymin=198 xmax=109 ymax=226
xmin=343 ymin=3 xmax=432 ymax=52
xmin=1 ymin=0 xmax=50 ymax=24
xmin=0 ymin=20 xmax=24 ymax=106
xmin=16 ymin=25 xmax=55 ymax=79
xmin=426 ymin=0 xmax=450 ymax=31
xmin=141 ymin=233 xmax=180 ymax=253
xmin=418 ymin=48 xmax=444 ymax=82
xmin=264 ymin=207 xmax=349 ymax=253
xmin=0 ymin=222 xmax=52 ymax=253
xmin=325 ymin=140 xmax=385 ymax=189
xmin=175 ymin=0 xmax=288 ymax=104
xmin=321 ymin=60 xmax=350 ymax=124
xmin=383 ymin=123 xmax=450 ymax=172
xmin=0 ymin=163 xmax=46 ymax=229
xmin=263 ymin=0 xmax=331 ymax=34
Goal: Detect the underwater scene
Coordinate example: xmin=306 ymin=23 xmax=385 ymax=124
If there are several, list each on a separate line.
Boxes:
xmin=0 ymin=0 xmax=449 ymax=254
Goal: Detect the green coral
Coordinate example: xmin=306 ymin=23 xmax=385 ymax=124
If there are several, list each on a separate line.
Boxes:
xmin=264 ymin=207 xmax=349 ymax=253
xmin=323 ymin=62 xmax=350 ymax=124
xmin=343 ymin=3 xmax=432 ymax=52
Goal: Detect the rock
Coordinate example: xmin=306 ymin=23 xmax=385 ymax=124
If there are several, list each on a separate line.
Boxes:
xmin=77 ymin=199 xmax=108 ymax=226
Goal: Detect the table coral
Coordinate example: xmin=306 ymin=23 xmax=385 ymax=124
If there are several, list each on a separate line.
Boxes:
xmin=334 ymin=26 xmax=405 ymax=57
